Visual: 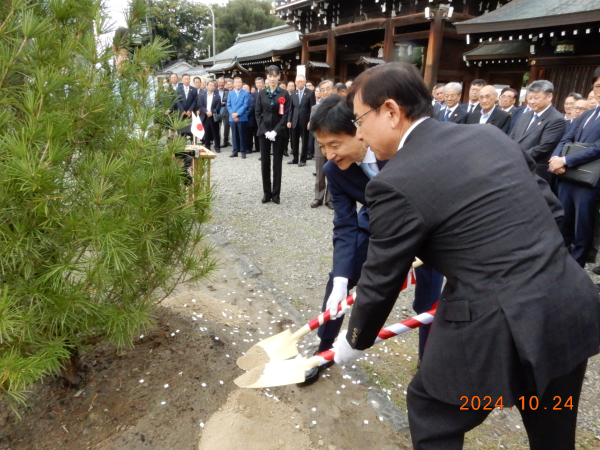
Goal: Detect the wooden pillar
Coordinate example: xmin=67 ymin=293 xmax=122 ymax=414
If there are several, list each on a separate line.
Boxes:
xmin=339 ymin=62 xmax=348 ymax=84
xmin=301 ymin=37 xmax=310 ymax=81
xmin=326 ymin=29 xmax=337 ymax=81
xmin=529 ymin=62 xmax=540 ymax=83
xmin=423 ymin=9 xmax=444 ymax=91
xmin=383 ymin=18 xmax=394 ymax=62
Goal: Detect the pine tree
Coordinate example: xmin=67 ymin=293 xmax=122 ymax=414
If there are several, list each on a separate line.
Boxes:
xmin=0 ymin=0 xmax=216 ymax=409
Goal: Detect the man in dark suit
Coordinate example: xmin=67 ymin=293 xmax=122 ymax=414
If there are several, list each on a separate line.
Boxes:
xmin=216 ymin=77 xmax=229 ymax=147
xmin=242 ymin=83 xmax=256 ymax=153
xmin=287 ymin=75 xmax=316 ymax=167
xmin=565 ymin=98 xmax=588 ymax=135
xmin=549 ymin=70 xmax=600 ymax=268
xmin=500 ymin=87 xmax=524 ymax=134
xmin=176 ymin=74 xmax=197 ymax=119
xmin=310 ymin=80 xmax=333 ymax=209
xmin=435 ymin=82 xmax=468 ymax=124
xmin=431 ymin=83 xmax=446 ymax=116
xmin=196 ymin=79 xmax=221 ymax=153
xmin=335 ymin=62 xmax=600 ymax=450
xmin=301 ymin=95 xmax=443 ymax=385
xmin=249 ymin=77 xmax=265 ymax=153
xmin=510 ymin=80 xmax=565 ymax=184
xmin=193 ymin=77 xmax=207 ymax=97
xmin=459 ymin=78 xmax=486 ymax=115
xmin=227 ymin=77 xmax=250 ymax=159
xmin=467 ymin=85 xmax=511 ymax=134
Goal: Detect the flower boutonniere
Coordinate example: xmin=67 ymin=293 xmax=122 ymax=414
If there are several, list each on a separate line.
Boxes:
xmin=278 ymin=97 xmax=286 ymax=115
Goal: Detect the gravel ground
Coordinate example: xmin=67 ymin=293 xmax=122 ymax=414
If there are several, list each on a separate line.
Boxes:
xmin=208 ymin=148 xmax=600 ymax=444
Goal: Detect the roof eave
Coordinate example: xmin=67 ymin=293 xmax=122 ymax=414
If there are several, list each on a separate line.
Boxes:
xmin=455 ymin=10 xmax=600 ymax=34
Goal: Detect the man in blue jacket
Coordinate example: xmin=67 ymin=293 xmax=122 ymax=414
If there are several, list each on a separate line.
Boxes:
xmin=299 ymin=94 xmax=444 ymax=385
xmin=227 ymin=76 xmax=251 ymax=158
xmin=549 ymin=67 xmax=600 ymax=268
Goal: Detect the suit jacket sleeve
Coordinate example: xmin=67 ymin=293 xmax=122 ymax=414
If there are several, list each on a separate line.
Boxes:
xmin=527 ymin=117 xmax=566 ymax=162
xmin=498 ymin=113 xmax=511 ymax=134
xmin=288 ymin=95 xmax=295 ymax=124
xmin=552 ymin=116 xmax=581 ymax=158
xmin=255 ymin=92 xmax=264 ymax=132
xmin=310 ymin=91 xmax=316 ymax=109
xmin=326 ymin=165 xmax=361 ymax=280
xmin=347 ymin=179 xmax=427 ymax=350
xmin=273 ymin=92 xmax=291 ymax=135
xmin=237 ymin=91 xmax=249 ymax=118
xmin=226 ymin=92 xmax=233 ymax=114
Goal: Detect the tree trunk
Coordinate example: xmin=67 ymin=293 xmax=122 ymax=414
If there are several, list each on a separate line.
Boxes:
xmin=60 ymin=350 xmax=82 ymax=385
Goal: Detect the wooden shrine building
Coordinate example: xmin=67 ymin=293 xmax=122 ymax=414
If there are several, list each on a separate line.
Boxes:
xmin=454 ymin=0 xmax=600 ymax=107
xmin=273 ymin=0 xmax=512 ymax=89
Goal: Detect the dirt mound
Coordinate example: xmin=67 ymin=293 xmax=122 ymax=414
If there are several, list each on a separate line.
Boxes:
xmin=198 ymin=389 xmax=313 ymax=450
xmin=162 ymin=290 xmax=243 ymax=327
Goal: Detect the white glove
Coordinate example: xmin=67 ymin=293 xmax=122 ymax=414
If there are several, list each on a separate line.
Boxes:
xmin=270 ymin=131 xmax=277 ymax=141
xmin=332 ymin=330 xmax=364 ymax=364
xmin=326 ymin=277 xmax=349 ymax=320
xmin=265 ymin=131 xmax=273 ymax=140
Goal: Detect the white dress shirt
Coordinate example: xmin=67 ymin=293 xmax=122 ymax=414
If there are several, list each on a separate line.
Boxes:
xmin=480 ymin=105 xmax=496 ymax=124
xmin=398 ymin=117 xmax=430 ymax=151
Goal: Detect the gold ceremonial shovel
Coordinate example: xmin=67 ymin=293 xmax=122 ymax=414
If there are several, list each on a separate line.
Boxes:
xmin=235 ymin=303 xmax=437 ymax=389
xmin=236 ymin=259 xmax=424 ymax=371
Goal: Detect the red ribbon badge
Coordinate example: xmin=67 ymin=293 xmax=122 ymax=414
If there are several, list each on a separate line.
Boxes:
xmin=278 ymin=97 xmax=285 ymax=115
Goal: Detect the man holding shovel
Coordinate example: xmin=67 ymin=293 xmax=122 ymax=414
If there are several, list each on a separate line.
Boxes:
xmin=300 ymin=94 xmax=443 ymax=386
xmin=333 ymin=62 xmax=600 ymax=450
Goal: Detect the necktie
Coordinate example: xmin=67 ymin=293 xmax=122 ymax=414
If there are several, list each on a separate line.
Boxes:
xmin=299 ymin=90 xmax=303 ymax=104
xmin=185 ymin=87 xmax=188 ymax=99
xmin=361 ymin=162 xmax=379 ymax=180
xmin=444 ymin=109 xmax=451 ymax=122
xmin=468 ymin=104 xmax=474 ymax=114
xmin=584 ymin=107 xmax=600 ymax=130
xmin=527 ymin=114 xmax=539 ymax=131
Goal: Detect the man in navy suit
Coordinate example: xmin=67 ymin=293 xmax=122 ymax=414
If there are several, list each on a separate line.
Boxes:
xmin=196 ymin=79 xmax=221 ymax=153
xmin=227 ymin=76 xmax=251 ymax=158
xmin=242 ymin=83 xmax=256 ymax=153
xmin=299 ymin=95 xmax=444 ymax=386
xmin=435 ymin=82 xmax=468 ymax=124
xmin=549 ymin=68 xmax=600 ymax=268
xmin=176 ymin=74 xmax=197 ymax=119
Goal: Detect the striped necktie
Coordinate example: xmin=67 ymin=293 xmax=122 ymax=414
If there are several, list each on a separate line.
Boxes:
xmin=361 ymin=162 xmax=378 ymax=180
xmin=444 ymin=109 xmax=451 ymax=121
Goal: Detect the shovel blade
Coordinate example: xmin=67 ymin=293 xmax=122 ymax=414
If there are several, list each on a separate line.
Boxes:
xmin=234 ymin=357 xmax=319 ymax=389
xmin=236 ymin=329 xmax=300 ymax=371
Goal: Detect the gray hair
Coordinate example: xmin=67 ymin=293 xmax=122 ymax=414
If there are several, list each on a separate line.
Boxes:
xmin=319 ymin=79 xmax=334 ymax=89
xmin=295 ymin=74 xmax=306 ymax=81
xmin=566 ymin=92 xmax=583 ymax=100
xmin=444 ymin=82 xmax=462 ymax=95
xmin=527 ymin=80 xmax=554 ymax=95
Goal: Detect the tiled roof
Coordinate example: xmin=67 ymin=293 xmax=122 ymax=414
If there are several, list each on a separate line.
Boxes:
xmin=200 ymin=25 xmax=301 ymax=65
xmin=356 ymin=56 xmax=386 ymax=66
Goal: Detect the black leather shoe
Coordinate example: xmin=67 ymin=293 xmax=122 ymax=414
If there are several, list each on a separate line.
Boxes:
xmin=310 ymin=200 xmax=322 ymax=208
xmin=222 ymin=142 xmax=230 ymax=148
xmin=229 ymin=153 xmax=238 ymax=157
xmin=307 ymin=156 xmax=314 ymax=160
xmin=592 ymin=266 xmax=600 ymax=275
xmin=298 ymin=162 xmax=306 ymax=167
xmin=313 ymin=172 xmax=317 ymax=176
xmin=325 ymin=202 xmax=334 ymax=210
xmin=241 ymin=154 xmax=246 ymax=159
xmin=287 ymin=160 xmax=298 ymax=164
xmin=272 ymin=195 xmax=280 ymax=204
xmin=261 ymin=195 xmax=271 ymax=204
xmin=215 ymin=148 xmax=221 ymax=153
xmin=284 ymin=151 xmax=289 ymax=157
xmin=297 ymin=354 xmax=335 ymax=387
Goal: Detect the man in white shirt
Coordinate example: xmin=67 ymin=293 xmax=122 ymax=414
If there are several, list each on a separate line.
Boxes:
xmin=460 ymin=78 xmax=486 ymax=115
xmin=435 ymin=82 xmax=468 ymax=124
xmin=466 ymin=85 xmax=511 ymax=133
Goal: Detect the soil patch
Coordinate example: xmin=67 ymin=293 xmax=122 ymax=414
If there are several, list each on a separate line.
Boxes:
xmin=197 ymin=389 xmax=313 ymax=450
xmin=162 ymin=290 xmax=244 ymax=328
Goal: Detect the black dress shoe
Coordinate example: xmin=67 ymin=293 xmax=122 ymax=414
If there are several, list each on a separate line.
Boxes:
xmin=229 ymin=153 xmax=238 ymax=157
xmin=310 ymin=200 xmax=322 ymax=208
xmin=272 ymin=195 xmax=280 ymax=204
xmin=222 ymin=142 xmax=230 ymax=148
xmin=298 ymin=162 xmax=306 ymax=167
xmin=241 ymin=154 xmax=246 ymax=159
xmin=215 ymin=148 xmax=221 ymax=153
xmin=284 ymin=151 xmax=289 ymax=157
xmin=313 ymin=172 xmax=317 ymax=176
xmin=592 ymin=266 xmax=600 ymax=275
xmin=307 ymin=156 xmax=314 ymax=160
xmin=297 ymin=353 xmax=335 ymax=387
xmin=261 ymin=195 xmax=271 ymax=204
xmin=287 ymin=160 xmax=298 ymax=165
xmin=325 ymin=202 xmax=334 ymax=210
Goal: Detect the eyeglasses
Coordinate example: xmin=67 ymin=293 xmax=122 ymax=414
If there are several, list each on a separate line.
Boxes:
xmin=572 ymin=106 xmax=588 ymax=111
xmin=352 ymin=102 xmax=384 ymax=129
xmin=500 ymin=95 xmax=515 ymax=100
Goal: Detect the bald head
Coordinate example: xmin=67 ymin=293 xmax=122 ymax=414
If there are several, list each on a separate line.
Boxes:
xmin=479 ymin=85 xmax=498 ymax=114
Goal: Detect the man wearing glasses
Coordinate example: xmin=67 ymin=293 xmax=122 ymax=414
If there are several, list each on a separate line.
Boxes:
xmin=435 ymin=83 xmax=468 ymax=124
xmin=459 ymin=78 xmax=486 ymax=115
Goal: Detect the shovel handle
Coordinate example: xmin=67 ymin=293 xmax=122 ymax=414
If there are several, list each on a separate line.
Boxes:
xmin=315 ymin=302 xmax=438 ymax=365
xmin=306 ymin=259 xmax=424 ymax=333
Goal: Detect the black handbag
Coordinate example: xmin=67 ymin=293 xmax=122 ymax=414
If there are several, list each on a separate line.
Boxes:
xmin=213 ymin=111 xmax=222 ymax=123
xmin=557 ymin=142 xmax=600 ymax=187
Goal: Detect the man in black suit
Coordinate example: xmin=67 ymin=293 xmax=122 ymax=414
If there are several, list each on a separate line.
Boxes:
xmin=335 ymin=62 xmax=600 ymax=450
xmin=500 ymin=87 xmax=524 ymax=134
xmin=549 ymin=70 xmax=600 ymax=268
xmin=216 ymin=77 xmax=229 ymax=147
xmin=310 ymin=79 xmax=333 ymax=209
xmin=250 ymin=77 xmax=265 ymax=153
xmin=510 ymin=80 xmax=565 ymax=184
xmin=566 ymin=98 xmax=588 ymax=135
xmin=460 ymin=78 xmax=486 ymax=115
xmin=435 ymin=82 xmax=468 ymax=124
xmin=176 ymin=74 xmax=197 ymax=119
xmin=242 ymin=83 xmax=256 ymax=153
xmin=287 ymin=75 xmax=316 ymax=167
xmin=196 ymin=79 xmax=221 ymax=153
xmin=431 ymin=83 xmax=446 ymax=116
xmin=301 ymin=95 xmax=443 ymax=385
xmin=467 ymin=85 xmax=511 ymax=133
xmin=193 ymin=77 xmax=206 ymax=97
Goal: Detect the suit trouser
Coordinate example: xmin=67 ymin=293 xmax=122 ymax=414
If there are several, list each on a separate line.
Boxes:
xmin=222 ymin=113 xmax=230 ymax=144
xmin=307 ymin=134 xmax=315 ymax=158
xmin=231 ymin=120 xmax=247 ymax=156
xmin=412 ymin=266 xmax=444 ymax=359
xmin=291 ymin=124 xmax=310 ymax=163
xmin=314 ymin=156 xmax=331 ymax=204
xmin=557 ymin=180 xmax=600 ymax=267
xmin=203 ymin=117 xmax=220 ymax=151
xmin=244 ymin=124 xmax=254 ymax=152
xmin=407 ymin=359 xmax=587 ymax=450
xmin=260 ymin=134 xmax=285 ymax=198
